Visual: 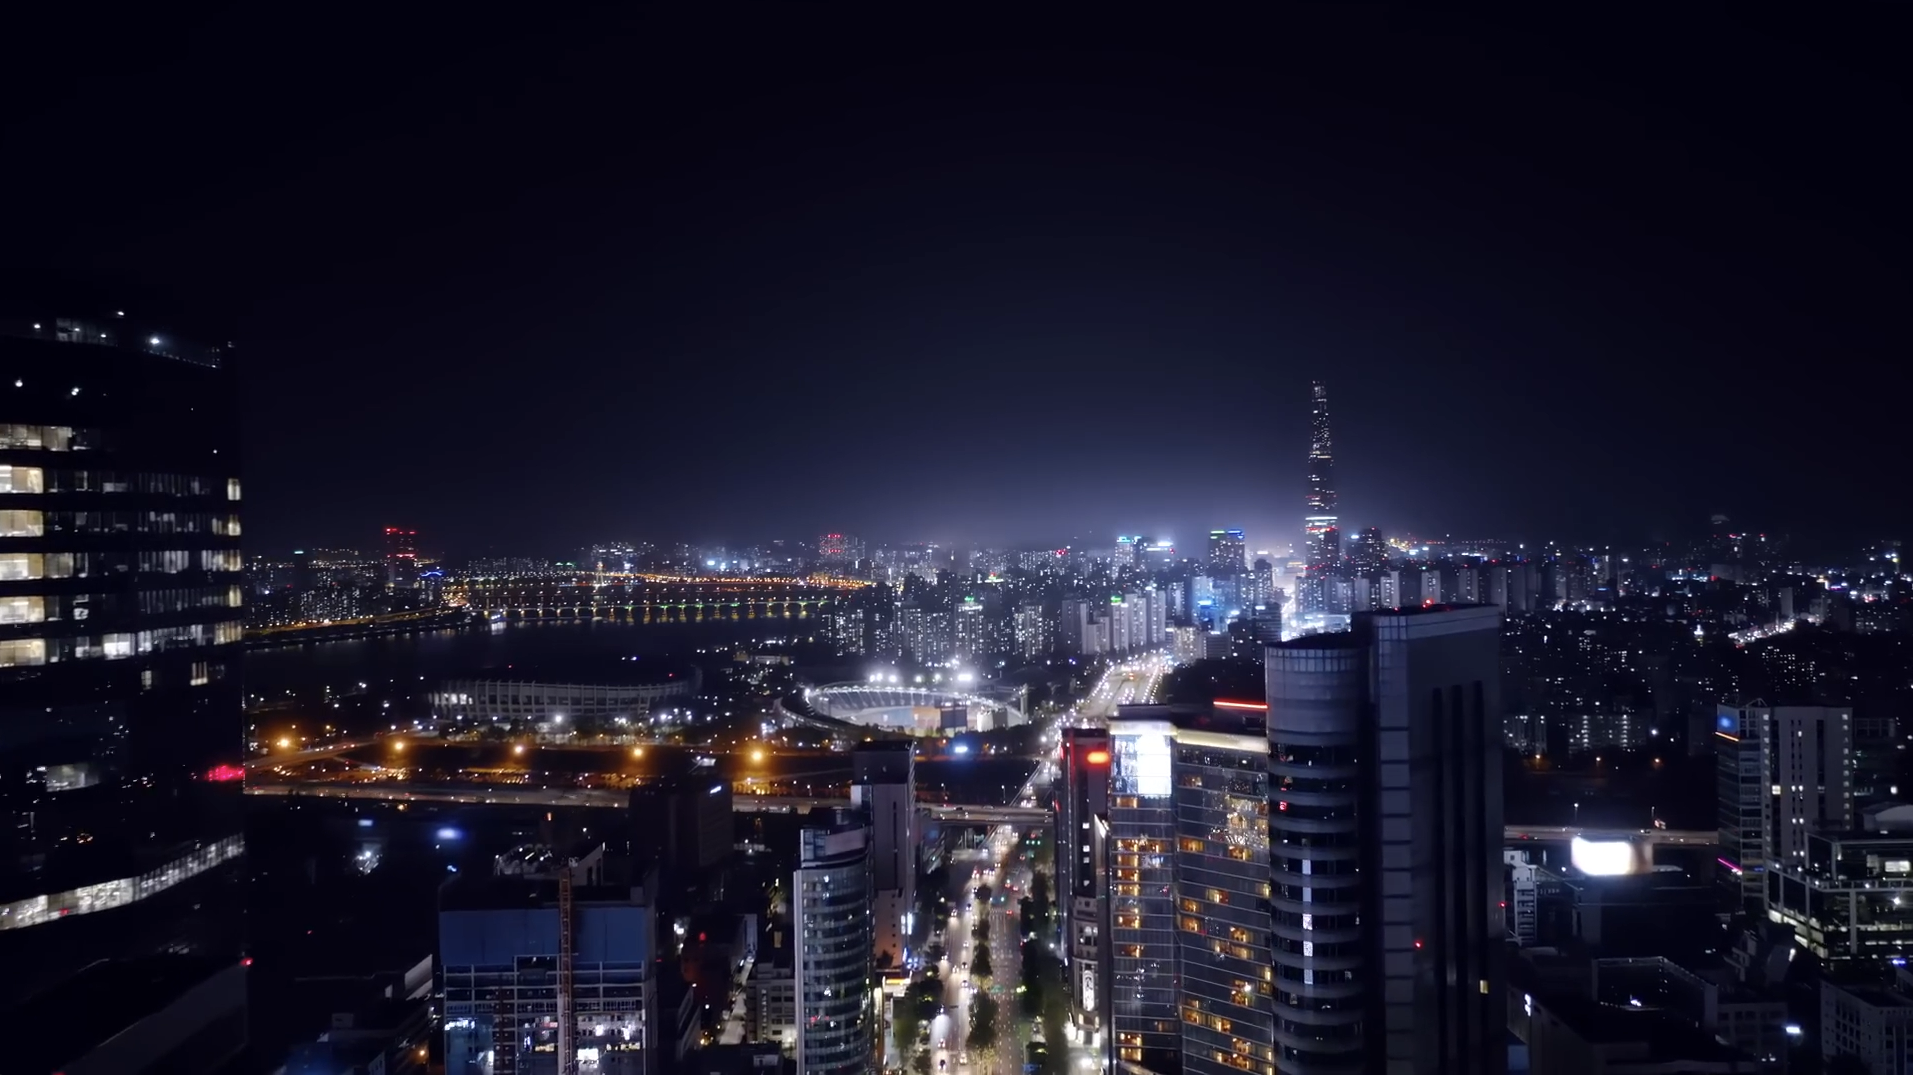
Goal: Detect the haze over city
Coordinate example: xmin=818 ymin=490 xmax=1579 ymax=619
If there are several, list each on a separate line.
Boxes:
xmin=7 ymin=7 xmax=1903 ymax=554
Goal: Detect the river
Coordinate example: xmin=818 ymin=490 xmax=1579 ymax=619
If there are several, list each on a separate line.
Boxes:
xmin=244 ymin=618 xmax=817 ymax=698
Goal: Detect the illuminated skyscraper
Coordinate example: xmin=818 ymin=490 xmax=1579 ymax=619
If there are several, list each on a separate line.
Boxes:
xmin=953 ymin=594 xmax=989 ymax=661
xmin=1108 ymin=718 xmax=1178 ymax=1070
xmin=816 ymin=532 xmax=862 ymax=566
xmin=1207 ymin=529 xmax=1246 ymax=576
xmin=1 ymin=313 xmax=247 ymax=1072
xmin=1300 ymin=382 xmax=1340 ymax=614
xmin=793 ymin=816 xmax=874 ymax=1075
xmin=384 ymin=525 xmax=418 ymax=590
xmin=1172 ymin=728 xmax=1273 ymax=1075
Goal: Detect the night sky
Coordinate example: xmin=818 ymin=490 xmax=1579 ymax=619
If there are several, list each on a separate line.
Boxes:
xmin=6 ymin=8 xmax=1904 ymax=557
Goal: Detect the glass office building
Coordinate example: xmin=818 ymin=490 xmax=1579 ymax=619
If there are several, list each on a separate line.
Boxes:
xmin=0 ymin=312 xmax=246 ymax=1072
xmin=1173 ymin=729 xmax=1274 ymax=1075
xmin=1109 ymin=718 xmax=1180 ymax=1069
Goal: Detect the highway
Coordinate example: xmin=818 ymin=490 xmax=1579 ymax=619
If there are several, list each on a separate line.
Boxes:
xmin=1070 ymin=652 xmax=1172 ymax=723
xmin=246 ymin=782 xmax=1706 ymax=850
xmin=1503 ymin=824 xmax=1714 ymax=847
xmin=244 ymin=739 xmax=369 ymax=771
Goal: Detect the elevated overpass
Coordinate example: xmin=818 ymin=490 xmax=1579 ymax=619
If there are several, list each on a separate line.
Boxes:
xmin=1504 ymin=825 xmax=1714 ymax=847
xmin=244 ymin=779 xmax=1714 ymax=849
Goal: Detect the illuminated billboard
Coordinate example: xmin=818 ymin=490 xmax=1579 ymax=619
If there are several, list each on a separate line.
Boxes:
xmin=1571 ymin=836 xmax=1644 ymax=877
xmin=1113 ymin=722 xmax=1173 ymax=798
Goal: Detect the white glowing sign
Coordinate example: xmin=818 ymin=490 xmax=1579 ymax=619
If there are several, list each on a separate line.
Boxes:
xmin=1114 ymin=727 xmax=1172 ymax=798
xmin=1571 ymin=836 xmax=1639 ymax=877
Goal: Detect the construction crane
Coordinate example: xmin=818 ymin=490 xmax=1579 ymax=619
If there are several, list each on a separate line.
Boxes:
xmin=558 ymin=862 xmax=577 ymax=1075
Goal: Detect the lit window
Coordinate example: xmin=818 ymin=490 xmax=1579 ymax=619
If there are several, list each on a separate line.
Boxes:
xmin=0 ymin=596 xmax=45 ymax=625
xmin=0 ymin=553 xmax=43 ymax=581
xmin=0 ymin=638 xmax=46 ymax=667
xmin=0 ymin=510 xmax=44 ymax=537
xmin=0 ymin=466 xmax=43 ymax=494
xmin=226 ymin=478 xmax=241 ymax=502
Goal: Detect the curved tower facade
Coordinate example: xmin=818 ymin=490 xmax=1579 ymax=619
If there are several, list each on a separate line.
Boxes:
xmin=1265 ymin=606 xmax=1505 ymax=1075
xmin=794 ymin=817 xmax=874 ymax=1075
xmin=1265 ymin=638 xmax=1366 ymax=1073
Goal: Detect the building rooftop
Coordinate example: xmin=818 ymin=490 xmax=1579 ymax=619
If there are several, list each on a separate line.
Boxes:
xmin=1542 ymin=993 xmax=1749 ymax=1063
xmin=444 ymin=659 xmax=696 ymax=687
xmin=14 ymin=954 xmax=223 ymax=1074
xmin=1837 ymin=985 xmax=1913 ymax=1010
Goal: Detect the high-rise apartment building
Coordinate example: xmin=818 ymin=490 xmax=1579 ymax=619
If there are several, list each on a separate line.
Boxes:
xmin=850 ymin=742 xmax=916 ymax=969
xmin=1300 ymin=382 xmax=1341 ymax=615
xmin=953 ymin=594 xmax=989 ymax=662
xmin=1014 ymin=601 xmax=1051 ymax=659
xmin=1348 ymin=526 xmax=1387 ymax=577
xmin=1208 ymin=530 xmax=1247 ymax=576
xmin=1716 ymin=701 xmax=1855 ymax=910
xmin=1267 ymin=605 xmax=1505 ymax=1075
xmin=1061 ymin=598 xmax=1109 ymax=657
xmin=793 ymin=817 xmax=874 ymax=1075
xmin=1 ymin=313 xmax=248 ymax=1074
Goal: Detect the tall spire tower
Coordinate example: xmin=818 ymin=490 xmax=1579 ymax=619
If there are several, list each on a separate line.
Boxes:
xmin=1301 ymin=381 xmax=1341 ymax=613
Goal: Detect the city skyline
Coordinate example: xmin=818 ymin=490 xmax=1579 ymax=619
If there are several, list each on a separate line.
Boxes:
xmin=6 ymin=9 xmax=1910 ymax=1075
xmin=5 ymin=8 xmax=1904 ymax=554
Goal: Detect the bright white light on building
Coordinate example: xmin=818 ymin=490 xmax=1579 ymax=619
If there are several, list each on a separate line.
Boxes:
xmin=1571 ymin=836 xmax=1639 ymax=876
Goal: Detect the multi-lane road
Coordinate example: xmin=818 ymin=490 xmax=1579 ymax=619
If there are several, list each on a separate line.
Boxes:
xmin=1070 ymin=651 xmax=1172 ymax=723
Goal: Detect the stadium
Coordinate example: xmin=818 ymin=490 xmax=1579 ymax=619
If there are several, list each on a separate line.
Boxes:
xmin=801 ymin=681 xmax=1028 ymax=734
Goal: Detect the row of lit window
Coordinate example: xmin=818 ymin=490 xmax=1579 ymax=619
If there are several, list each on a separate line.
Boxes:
xmin=0 ymin=550 xmax=243 ymax=579
xmin=0 ymin=509 xmax=240 ymax=537
xmin=0 ymin=621 xmax=243 ymax=666
xmin=0 ymin=466 xmax=238 ymax=500
xmin=0 ymin=424 xmax=96 ymax=452
xmin=0 ymin=586 xmax=241 ymax=623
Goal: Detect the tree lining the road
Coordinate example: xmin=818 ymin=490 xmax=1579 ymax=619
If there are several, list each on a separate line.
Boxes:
xmin=894 ymin=975 xmax=943 ymax=1054
xmin=968 ymin=991 xmax=999 ymax=1051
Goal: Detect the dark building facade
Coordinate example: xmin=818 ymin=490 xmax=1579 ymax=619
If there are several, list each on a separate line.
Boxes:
xmin=0 ymin=313 xmax=247 ymax=1071
xmin=630 ymin=772 xmax=734 ymax=884
xmin=1266 ymin=605 xmax=1505 ymax=1075
xmin=1055 ymin=728 xmax=1112 ymax=1047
